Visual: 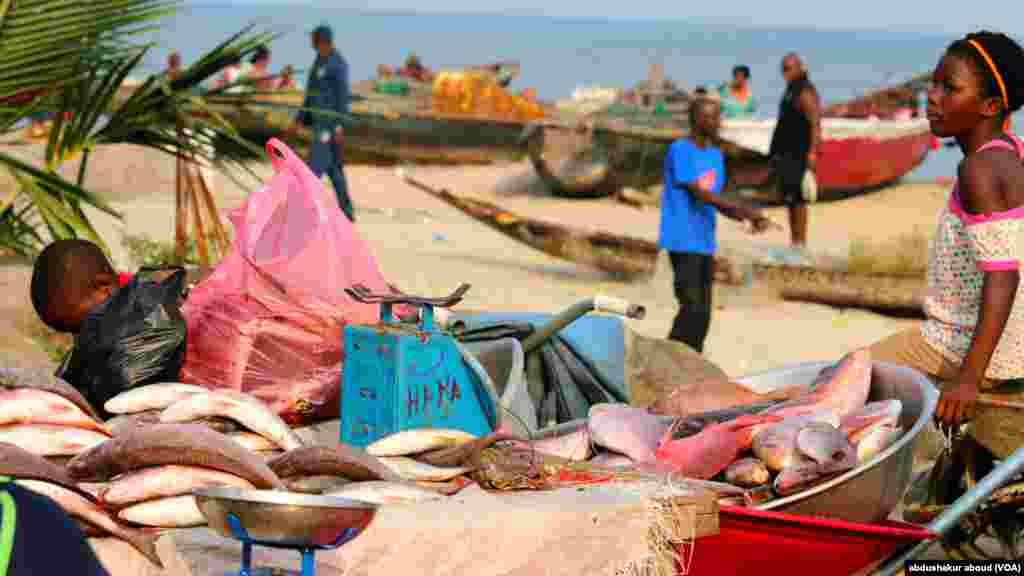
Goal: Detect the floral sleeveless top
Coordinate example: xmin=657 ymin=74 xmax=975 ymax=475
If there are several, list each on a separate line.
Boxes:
xmin=921 ymin=133 xmax=1024 ymax=380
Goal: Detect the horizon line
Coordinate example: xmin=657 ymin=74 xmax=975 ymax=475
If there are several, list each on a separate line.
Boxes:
xmin=180 ymin=2 xmax=967 ymax=39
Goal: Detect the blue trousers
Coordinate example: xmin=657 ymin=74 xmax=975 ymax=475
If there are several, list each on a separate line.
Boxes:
xmin=309 ymin=132 xmax=354 ymax=222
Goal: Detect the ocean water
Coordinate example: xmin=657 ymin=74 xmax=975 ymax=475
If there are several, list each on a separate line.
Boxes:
xmin=139 ymin=4 xmax=1022 ymax=181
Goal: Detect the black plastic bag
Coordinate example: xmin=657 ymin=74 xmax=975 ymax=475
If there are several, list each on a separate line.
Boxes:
xmin=57 ymin=267 xmax=188 ymax=417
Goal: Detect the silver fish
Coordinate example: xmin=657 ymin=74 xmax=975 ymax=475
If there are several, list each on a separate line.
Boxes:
xmin=0 ymin=424 xmax=108 ymax=456
xmin=104 ymin=383 xmax=208 ymax=415
xmin=0 ymin=367 xmax=101 ymax=421
xmin=285 ymin=475 xmax=352 ymax=494
xmin=0 ymin=388 xmax=109 ymax=435
xmin=101 ymin=465 xmax=254 ymax=506
xmin=854 ymin=424 xmax=903 ymax=464
xmin=326 ymin=481 xmax=444 ymax=505
xmin=752 ymin=410 xmax=839 ymax=472
xmin=796 ymin=422 xmax=857 ymax=469
xmin=117 ymin=495 xmax=206 ymax=528
xmin=228 ymin=432 xmax=278 ymax=453
xmin=366 ymin=429 xmax=477 ymax=457
xmin=377 ymin=456 xmax=472 ymax=482
xmin=160 ymin=391 xmax=304 ymax=452
xmin=723 ymin=458 xmax=771 ymax=488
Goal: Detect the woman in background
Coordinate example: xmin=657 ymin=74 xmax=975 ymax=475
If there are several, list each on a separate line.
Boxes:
xmin=719 ymin=65 xmax=755 ymax=118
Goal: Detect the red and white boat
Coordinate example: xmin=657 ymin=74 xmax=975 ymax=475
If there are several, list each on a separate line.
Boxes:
xmin=719 ymin=113 xmax=935 ymax=203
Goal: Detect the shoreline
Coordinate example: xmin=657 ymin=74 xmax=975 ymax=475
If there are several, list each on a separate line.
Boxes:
xmin=0 ymin=142 xmax=943 ymax=377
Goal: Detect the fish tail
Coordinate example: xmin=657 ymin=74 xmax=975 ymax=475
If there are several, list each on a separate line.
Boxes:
xmin=123 ymin=526 xmax=164 ymax=569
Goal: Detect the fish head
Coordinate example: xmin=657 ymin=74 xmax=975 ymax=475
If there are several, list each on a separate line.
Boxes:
xmin=796 ymin=422 xmax=856 ymax=469
xmin=752 ymin=434 xmax=795 ymax=471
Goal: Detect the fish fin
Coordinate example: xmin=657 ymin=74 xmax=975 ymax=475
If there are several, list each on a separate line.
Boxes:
xmin=124 ymin=526 xmax=164 ymax=569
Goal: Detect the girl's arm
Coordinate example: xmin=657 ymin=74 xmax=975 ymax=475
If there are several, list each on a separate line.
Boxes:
xmin=939 ymin=155 xmax=1021 ymax=425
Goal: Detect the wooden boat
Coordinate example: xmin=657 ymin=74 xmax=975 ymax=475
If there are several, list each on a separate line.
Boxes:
xmin=527 ymin=72 xmax=934 ymax=202
xmin=399 ymin=168 xmax=925 ymax=312
xmin=198 ymin=61 xmax=540 ymax=165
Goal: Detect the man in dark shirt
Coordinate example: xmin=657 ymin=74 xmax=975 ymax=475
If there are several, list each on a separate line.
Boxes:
xmin=768 ymin=53 xmax=821 ymax=247
xmin=289 ymin=24 xmax=355 ymax=222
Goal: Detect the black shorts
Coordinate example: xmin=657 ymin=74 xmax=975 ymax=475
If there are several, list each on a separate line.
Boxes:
xmin=773 ymin=155 xmax=808 ymax=207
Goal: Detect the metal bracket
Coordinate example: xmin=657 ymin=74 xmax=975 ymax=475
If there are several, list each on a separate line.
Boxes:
xmin=345 ymin=284 xmax=470 ymax=330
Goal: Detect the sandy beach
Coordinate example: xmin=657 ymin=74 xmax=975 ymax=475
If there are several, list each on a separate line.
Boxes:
xmin=0 ymin=142 xmax=945 ymax=377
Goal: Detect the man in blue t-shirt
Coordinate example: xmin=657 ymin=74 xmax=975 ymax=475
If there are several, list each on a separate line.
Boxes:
xmin=658 ymin=97 xmax=775 ymax=353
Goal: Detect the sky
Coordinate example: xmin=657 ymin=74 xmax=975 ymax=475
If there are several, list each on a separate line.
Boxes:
xmin=223 ymin=0 xmax=1024 ymax=37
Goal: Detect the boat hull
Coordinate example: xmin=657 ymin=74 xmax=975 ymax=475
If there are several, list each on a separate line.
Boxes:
xmin=210 ymin=101 xmax=529 ymax=165
xmin=527 ymin=117 xmax=932 ymax=203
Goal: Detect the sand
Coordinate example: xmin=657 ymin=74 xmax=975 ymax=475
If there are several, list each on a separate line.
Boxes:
xmin=0 ymin=142 xmax=944 ymax=377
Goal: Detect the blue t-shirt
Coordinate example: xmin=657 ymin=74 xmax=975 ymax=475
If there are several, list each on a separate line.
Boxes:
xmin=657 ymin=138 xmax=725 ymax=255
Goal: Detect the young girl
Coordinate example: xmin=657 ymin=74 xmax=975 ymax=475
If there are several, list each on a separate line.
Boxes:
xmin=868 ymin=31 xmax=1024 ymax=457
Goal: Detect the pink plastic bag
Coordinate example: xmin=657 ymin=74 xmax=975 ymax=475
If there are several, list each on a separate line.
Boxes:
xmin=180 ymin=139 xmax=408 ymax=424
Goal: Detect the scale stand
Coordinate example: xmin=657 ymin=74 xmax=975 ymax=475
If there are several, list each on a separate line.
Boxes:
xmin=223 ymin=514 xmax=358 ymax=576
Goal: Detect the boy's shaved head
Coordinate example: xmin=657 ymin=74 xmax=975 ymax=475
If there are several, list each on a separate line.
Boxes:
xmin=31 ymin=239 xmax=115 ymax=332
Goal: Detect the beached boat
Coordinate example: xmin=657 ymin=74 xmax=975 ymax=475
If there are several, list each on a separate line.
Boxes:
xmin=527 ymin=73 xmax=933 ymax=202
xmin=397 ymin=169 xmax=924 ymax=313
xmin=197 ymin=61 xmax=541 ymax=165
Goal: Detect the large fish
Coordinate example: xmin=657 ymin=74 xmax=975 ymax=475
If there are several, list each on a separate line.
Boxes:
xmin=723 ymin=458 xmax=771 ymax=488
xmin=588 ymin=452 xmax=635 ymax=469
xmin=106 ymin=410 xmax=245 ymax=436
xmin=104 ymin=383 xmax=208 ymax=415
xmin=65 ymin=424 xmax=285 ymax=489
xmin=0 ymin=388 xmax=110 ymax=434
xmin=325 ymin=481 xmax=444 ymax=505
xmin=839 ymin=400 xmax=902 ymax=438
xmin=853 ymin=424 xmax=903 ymax=464
xmin=414 ymin=431 xmax=519 ymax=468
xmin=523 ymin=427 xmax=592 ymax=461
xmin=752 ymin=410 xmax=839 ymax=472
xmin=796 ymin=422 xmax=857 ymax=469
xmin=101 ymin=465 xmax=254 ymax=506
xmin=285 ymin=475 xmax=352 ymax=494
xmin=588 ymin=404 xmax=671 ymax=463
xmin=668 ymin=402 xmax=782 ymax=440
xmin=763 ymin=349 xmax=872 ymax=419
xmin=377 ymin=456 xmax=472 ymax=482
xmin=366 ymin=429 xmax=477 ymax=457
xmin=228 ymin=432 xmax=278 ymax=453
xmin=648 ymin=375 xmax=803 ymax=418
xmin=16 ymin=479 xmax=163 ymax=567
xmin=0 ymin=442 xmax=78 ymax=489
xmin=117 ymin=495 xmax=206 ymax=528
xmin=773 ymin=457 xmax=854 ymax=496
xmin=655 ymin=414 xmax=784 ymax=479
xmin=160 ymin=391 xmax=304 ymax=452
xmin=0 ymin=424 xmax=109 ymax=456
xmin=0 ymin=367 xmax=102 ymax=420
xmin=267 ymin=446 xmax=401 ymax=483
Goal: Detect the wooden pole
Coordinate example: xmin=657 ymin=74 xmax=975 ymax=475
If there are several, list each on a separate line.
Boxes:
xmin=194 ymin=158 xmax=230 ymax=254
xmin=182 ymin=160 xmax=211 ymax=268
xmin=174 ymin=135 xmax=190 ymax=265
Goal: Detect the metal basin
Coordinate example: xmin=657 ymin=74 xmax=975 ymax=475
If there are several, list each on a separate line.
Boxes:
xmin=741 ymin=361 xmax=938 ymax=523
xmin=194 ymin=487 xmax=378 ymax=547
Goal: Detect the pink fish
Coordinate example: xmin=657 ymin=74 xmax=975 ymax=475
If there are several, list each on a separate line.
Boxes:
xmin=588 ymin=404 xmax=671 ymax=463
xmin=839 ymin=400 xmax=902 ymax=439
xmin=0 ymin=389 xmax=110 ymax=435
xmin=654 ymin=414 xmax=783 ymax=479
xmin=764 ymin=349 xmax=872 ymax=420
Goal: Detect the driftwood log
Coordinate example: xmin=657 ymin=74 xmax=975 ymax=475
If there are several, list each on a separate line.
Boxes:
xmin=398 ymin=171 xmax=754 ymax=282
xmin=768 ymin=265 xmax=925 ymax=314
